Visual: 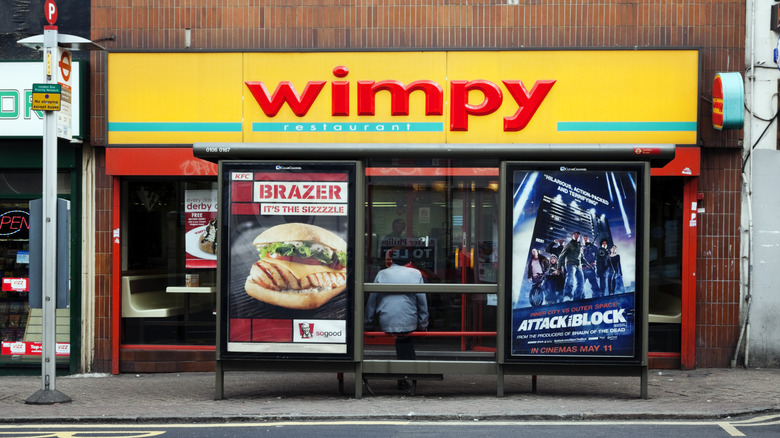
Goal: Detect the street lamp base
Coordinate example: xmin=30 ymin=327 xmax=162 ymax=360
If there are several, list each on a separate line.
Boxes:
xmin=25 ymin=389 xmax=72 ymax=405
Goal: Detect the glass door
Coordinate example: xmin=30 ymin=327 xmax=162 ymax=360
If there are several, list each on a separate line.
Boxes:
xmin=648 ymin=177 xmax=684 ymax=354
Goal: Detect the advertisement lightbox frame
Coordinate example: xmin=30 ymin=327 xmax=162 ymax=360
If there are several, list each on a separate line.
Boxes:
xmin=217 ymin=161 xmax=358 ymax=362
xmin=502 ymin=161 xmax=648 ymax=366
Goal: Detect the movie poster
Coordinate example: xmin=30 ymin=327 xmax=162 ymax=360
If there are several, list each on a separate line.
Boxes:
xmin=220 ymin=162 xmax=355 ymax=358
xmin=506 ymin=163 xmax=643 ymax=361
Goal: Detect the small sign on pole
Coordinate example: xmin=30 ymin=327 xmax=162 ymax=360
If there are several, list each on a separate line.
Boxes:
xmin=31 ymin=83 xmax=61 ymax=111
xmin=44 ymin=0 xmax=58 ymax=25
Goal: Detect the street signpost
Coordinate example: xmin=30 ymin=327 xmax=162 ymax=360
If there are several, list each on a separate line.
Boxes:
xmin=25 ymin=0 xmax=69 ymax=405
xmin=18 ymin=0 xmax=103 ymax=405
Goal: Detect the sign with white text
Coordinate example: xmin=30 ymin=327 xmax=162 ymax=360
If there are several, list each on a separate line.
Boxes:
xmin=0 ymin=62 xmax=83 ymax=138
xmin=220 ymin=161 xmax=356 ymax=359
xmin=505 ymin=162 xmax=645 ymax=363
xmin=2 ymin=341 xmax=70 ymax=356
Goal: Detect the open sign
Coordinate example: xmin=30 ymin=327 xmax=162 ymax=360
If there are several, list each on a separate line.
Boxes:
xmin=0 ymin=209 xmax=29 ymax=238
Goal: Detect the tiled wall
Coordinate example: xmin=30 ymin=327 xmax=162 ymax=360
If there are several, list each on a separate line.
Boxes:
xmin=89 ymin=0 xmax=745 ymax=372
xmin=697 ymin=149 xmax=743 ymax=367
xmin=93 ymin=147 xmax=113 ymax=373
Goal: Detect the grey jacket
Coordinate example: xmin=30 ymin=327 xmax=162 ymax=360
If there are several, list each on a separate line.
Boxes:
xmin=365 ymin=264 xmax=429 ymax=334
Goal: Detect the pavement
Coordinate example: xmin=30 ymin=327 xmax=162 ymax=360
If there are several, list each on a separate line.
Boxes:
xmin=0 ymin=367 xmax=778 ymax=423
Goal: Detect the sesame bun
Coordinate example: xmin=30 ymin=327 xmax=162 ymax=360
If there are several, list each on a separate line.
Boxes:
xmin=253 ymin=223 xmax=346 ymax=251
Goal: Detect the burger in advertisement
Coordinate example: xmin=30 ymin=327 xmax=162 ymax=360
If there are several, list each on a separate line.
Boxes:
xmin=244 ymin=223 xmax=347 ymax=309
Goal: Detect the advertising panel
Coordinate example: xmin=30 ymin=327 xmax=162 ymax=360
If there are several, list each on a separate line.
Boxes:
xmin=1 ymin=341 xmax=69 ymax=356
xmin=0 ymin=61 xmax=82 ymax=138
xmin=220 ymin=161 xmax=355 ymax=359
xmin=107 ymin=50 xmax=699 ymax=145
xmin=505 ymin=162 xmax=645 ymax=362
xmin=184 ymin=189 xmax=218 ymax=269
xmin=0 ymin=208 xmax=30 ymax=240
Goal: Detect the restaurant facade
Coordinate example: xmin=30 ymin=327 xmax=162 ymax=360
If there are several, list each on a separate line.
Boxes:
xmin=86 ymin=2 xmax=745 ymax=375
xmin=97 ymin=49 xmax=705 ymax=376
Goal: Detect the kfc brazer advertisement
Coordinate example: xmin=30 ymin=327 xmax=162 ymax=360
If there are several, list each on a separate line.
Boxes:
xmin=220 ymin=162 xmax=355 ymax=359
xmin=506 ymin=162 xmax=644 ymax=363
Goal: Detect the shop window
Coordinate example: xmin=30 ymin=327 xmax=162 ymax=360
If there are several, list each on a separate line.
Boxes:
xmin=0 ymin=202 xmax=31 ymax=348
xmin=365 ymin=160 xmax=499 ymax=285
xmin=121 ymin=179 xmax=217 ymax=345
xmin=0 ymin=170 xmax=72 ymax=365
xmin=0 ymin=172 xmax=71 ymax=195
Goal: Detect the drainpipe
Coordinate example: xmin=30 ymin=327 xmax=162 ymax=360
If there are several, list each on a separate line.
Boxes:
xmin=745 ymin=0 xmax=757 ymax=369
xmin=733 ymin=0 xmax=757 ymax=369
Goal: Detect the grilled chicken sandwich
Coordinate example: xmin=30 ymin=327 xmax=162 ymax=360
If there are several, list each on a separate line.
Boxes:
xmin=244 ymin=223 xmax=347 ymax=309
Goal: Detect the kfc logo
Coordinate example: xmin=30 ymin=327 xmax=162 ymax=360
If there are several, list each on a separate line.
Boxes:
xmin=299 ymin=322 xmax=313 ymax=338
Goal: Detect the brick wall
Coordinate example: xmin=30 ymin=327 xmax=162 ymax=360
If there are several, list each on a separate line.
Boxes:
xmin=89 ymin=0 xmax=745 ymax=371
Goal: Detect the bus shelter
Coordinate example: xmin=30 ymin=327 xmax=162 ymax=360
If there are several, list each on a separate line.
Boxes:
xmin=197 ymin=143 xmax=668 ymax=399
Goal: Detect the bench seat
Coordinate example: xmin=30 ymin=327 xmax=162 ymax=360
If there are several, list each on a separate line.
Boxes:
xmin=121 ymin=275 xmax=185 ymax=318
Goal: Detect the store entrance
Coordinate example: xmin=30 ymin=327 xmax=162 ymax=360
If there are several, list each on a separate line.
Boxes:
xmin=364 ymin=160 xmax=500 ymax=359
xmin=648 ymin=177 xmax=685 ymax=358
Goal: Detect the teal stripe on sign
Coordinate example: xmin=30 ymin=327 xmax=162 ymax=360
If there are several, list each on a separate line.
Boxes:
xmin=557 ymin=121 xmax=697 ymax=132
xmin=109 ymin=122 xmax=242 ymax=132
xmin=253 ymin=122 xmax=444 ymax=132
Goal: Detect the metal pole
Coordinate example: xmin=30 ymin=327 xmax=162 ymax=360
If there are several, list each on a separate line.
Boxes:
xmin=26 ymin=26 xmax=71 ymax=405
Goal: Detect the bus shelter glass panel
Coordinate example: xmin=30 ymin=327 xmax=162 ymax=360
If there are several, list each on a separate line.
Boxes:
xmin=364 ymin=160 xmax=499 ymax=360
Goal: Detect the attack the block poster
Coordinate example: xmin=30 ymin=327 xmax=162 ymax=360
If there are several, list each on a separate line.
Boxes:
xmin=505 ymin=162 xmax=645 ymax=363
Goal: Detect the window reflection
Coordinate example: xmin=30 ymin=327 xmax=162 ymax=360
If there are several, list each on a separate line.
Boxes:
xmin=365 ymin=160 xmax=500 ymax=285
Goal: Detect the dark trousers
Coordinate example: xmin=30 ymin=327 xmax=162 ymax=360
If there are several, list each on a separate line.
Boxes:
xmin=395 ymin=335 xmax=416 ymax=360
